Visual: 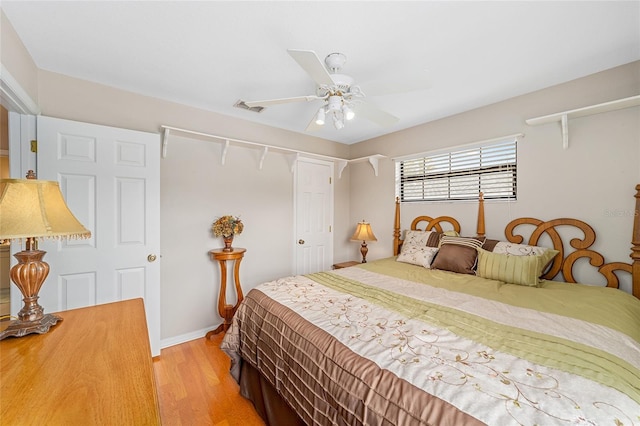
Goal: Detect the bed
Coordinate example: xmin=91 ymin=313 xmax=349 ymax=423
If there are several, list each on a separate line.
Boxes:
xmin=221 ymin=185 xmax=640 ymax=425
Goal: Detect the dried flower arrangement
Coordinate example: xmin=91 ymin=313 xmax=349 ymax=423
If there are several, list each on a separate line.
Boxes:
xmin=212 ymin=215 xmax=244 ymax=238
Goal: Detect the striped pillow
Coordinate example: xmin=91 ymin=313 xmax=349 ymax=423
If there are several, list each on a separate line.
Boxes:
xmin=438 ymin=235 xmax=485 ymax=250
xmin=476 ymin=247 xmax=559 ymax=286
xmin=431 ymin=236 xmax=485 ymax=275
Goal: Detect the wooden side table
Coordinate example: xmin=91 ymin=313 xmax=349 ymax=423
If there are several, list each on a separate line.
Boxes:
xmin=332 ymin=260 xmax=361 ymax=270
xmin=207 ymin=248 xmax=246 ymax=338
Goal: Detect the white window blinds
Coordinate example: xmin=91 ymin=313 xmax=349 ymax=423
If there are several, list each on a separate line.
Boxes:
xmin=397 ymin=139 xmax=517 ymax=202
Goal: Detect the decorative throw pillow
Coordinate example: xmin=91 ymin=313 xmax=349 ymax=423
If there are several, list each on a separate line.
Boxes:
xmin=491 ymin=241 xmax=558 ymax=275
xmin=492 ymin=241 xmax=552 ymax=257
xmin=402 ymin=230 xmax=433 ymax=250
xmin=397 ymin=246 xmax=439 ymax=268
xmin=430 ymin=235 xmax=485 ymax=275
xmin=482 ymin=239 xmax=501 ymax=252
xmin=476 ymin=247 xmax=560 ymax=286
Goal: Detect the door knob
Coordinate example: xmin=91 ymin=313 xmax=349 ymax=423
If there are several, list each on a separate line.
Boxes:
xmin=147 ymin=254 xmax=157 ymax=262
xmin=298 ymin=239 xmax=305 ymax=245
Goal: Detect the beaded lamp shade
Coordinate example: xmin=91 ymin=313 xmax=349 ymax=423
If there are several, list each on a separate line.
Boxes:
xmin=0 ymin=179 xmax=91 ymax=240
xmin=0 ymin=175 xmax=91 ymax=340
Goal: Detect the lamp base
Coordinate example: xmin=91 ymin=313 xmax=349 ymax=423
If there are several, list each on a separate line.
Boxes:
xmin=0 ymin=313 xmax=63 ymax=340
xmin=360 ymin=241 xmax=369 ymax=263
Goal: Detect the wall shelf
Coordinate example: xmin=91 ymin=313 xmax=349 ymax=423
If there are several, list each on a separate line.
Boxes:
xmin=160 ymin=125 xmax=385 ymax=178
xmin=525 ymin=95 xmax=640 ymax=149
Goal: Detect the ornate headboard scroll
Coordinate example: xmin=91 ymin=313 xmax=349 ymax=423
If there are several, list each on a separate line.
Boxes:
xmin=392 ymin=197 xmax=470 ymax=256
xmin=504 ymin=217 xmax=631 ymax=288
xmin=392 ymin=185 xmax=640 ymax=299
xmin=410 ymin=216 xmax=461 ymax=233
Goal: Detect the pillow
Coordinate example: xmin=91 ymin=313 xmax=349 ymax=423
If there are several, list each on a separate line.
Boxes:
xmin=491 ymin=241 xmax=558 ymax=275
xmin=397 ymin=246 xmax=439 ymax=268
xmin=482 ymin=239 xmax=500 ymax=252
xmin=400 ymin=230 xmax=441 ymax=252
xmin=430 ymin=235 xmax=485 ymax=275
xmin=476 ymin=247 xmax=560 ymax=286
xmin=491 ymin=241 xmax=553 ymax=257
xmin=402 ymin=230 xmax=432 ymax=249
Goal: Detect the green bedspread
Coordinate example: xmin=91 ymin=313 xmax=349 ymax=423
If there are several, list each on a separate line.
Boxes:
xmin=309 ymin=258 xmax=640 ymax=404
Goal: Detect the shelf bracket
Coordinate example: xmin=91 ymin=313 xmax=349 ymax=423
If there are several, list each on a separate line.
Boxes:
xmin=346 ymin=154 xmax=386 ymax=177
xmin=288 ymin=153 xmax=300 ymax=173
xmin=162 ymin=128 xmax=170 ymax=158
xmin=368 ymin=156 xmax=380 ymax=176
xmin=258 ymin=146 xmax=269 ymax=170
xmin=337 ymin=160 xmax=348 ymax=178
xmin=221 ymin=139 xmax=229 ymax=166
xmin=560 ymin=114 xmax=569 ymax=149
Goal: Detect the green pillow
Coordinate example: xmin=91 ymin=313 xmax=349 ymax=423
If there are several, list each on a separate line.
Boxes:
xmin=476 ymin=247 xmax=559 ymax=287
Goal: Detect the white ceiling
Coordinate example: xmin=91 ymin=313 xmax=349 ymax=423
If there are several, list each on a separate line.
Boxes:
xmin=2 ymin=1 xmax=639 ymax=145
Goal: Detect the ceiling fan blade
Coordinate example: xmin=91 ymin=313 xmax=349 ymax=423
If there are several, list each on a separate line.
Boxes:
xmin=287 ymin=49 xmax=334 ymax=87
xmin=354 ymin=102 xmax=399 ymax=127
xmin=244 ymin=95 xmax=323 ymax=108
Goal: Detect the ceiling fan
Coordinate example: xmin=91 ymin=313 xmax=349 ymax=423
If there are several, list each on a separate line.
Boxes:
xmin=243 ymin=49 xmax=401 ymax=132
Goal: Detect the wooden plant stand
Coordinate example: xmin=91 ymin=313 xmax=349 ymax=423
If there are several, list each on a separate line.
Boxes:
xmin=206 ymin=248 xmax=246 ymax=338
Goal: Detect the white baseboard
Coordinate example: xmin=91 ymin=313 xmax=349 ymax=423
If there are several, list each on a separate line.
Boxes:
xmin=160 ymin=323 xmax=221 ymax=350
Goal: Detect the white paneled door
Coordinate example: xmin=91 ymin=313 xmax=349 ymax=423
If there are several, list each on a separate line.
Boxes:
xmin=294 ymin=158 xmax=333 ymax=275
xmin=36 ymin=116 xmax=161 ymax=356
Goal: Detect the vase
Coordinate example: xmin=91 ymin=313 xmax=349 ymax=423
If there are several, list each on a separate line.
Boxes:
xmin=223 ymin=235 xmax=234 ymax=252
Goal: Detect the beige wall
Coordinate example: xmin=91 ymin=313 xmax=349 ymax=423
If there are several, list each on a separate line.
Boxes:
xmin=0 ymin=11 xmax=38 ymax=104
xmin=349 ymin=61 xmax=640 ymax=292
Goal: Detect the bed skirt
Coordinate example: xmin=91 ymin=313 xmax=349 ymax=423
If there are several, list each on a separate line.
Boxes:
xmin=239 ymin=360 xmax=305 ymax=426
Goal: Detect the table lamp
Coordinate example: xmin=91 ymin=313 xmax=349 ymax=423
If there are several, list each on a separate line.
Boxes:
xmin=351 ymin=220 xmax=377 ymax=263
xmin=0 ymin=171 xmax=91 ymax=340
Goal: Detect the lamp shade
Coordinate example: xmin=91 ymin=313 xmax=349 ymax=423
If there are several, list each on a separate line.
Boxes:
xmin=0 ymin=179 xmax=91 ymax=240
xmin=350 ymin=221 xmax=377 ymax=242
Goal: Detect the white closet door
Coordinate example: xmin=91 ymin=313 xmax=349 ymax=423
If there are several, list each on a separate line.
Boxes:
xmin=294 ymin=158 xmax=334 ymax=274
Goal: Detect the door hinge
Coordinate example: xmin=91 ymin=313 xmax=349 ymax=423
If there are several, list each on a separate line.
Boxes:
xmin=30 ymin=140 xmax=37 ymax=153
xmin=329 ymin=177 xmax=332 ymax=184
xmin=329 ymin=225 xmax=332 ymax=232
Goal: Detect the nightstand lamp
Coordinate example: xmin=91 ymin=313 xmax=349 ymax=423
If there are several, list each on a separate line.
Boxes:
xmin=0 ymin=171 xmax=91 ymax=340
xmin=351 ymin=220 xmax=377 ymax=263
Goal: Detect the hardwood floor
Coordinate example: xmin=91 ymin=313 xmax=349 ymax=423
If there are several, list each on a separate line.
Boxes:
xmin=153 ymin=333 xmax=265 ymax=426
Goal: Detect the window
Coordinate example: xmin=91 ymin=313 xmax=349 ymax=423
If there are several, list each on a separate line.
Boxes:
xmin=397 ymin=139 xmax=517 ymax=202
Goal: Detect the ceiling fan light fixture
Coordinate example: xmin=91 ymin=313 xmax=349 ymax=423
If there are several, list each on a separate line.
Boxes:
xmin=342 ymin=105 xmax=355 ymax=121
xmin=327 ymin=95 xmax=342 ymax=112
xmin=332 ymin=113 xmax=344 ymax=130
xmin=325 ymin=52 xmax=347 ymax=73
xmin=315 ymin=107 xmax=326 ymax=125
xmin=243 ymin=49 xmax=399 ymax=133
